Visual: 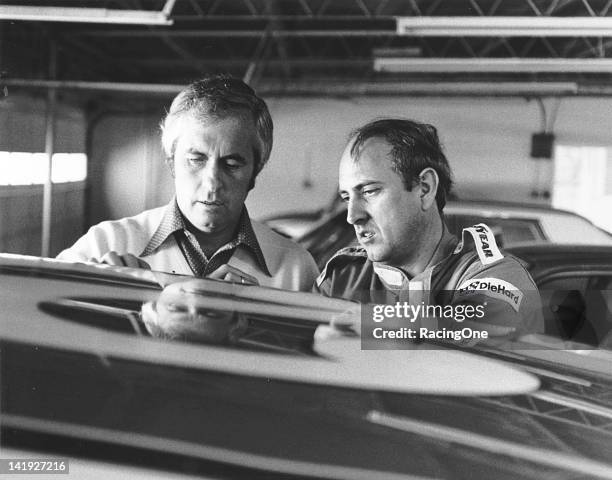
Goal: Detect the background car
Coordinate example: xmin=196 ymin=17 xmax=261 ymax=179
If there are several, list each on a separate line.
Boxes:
xmin=264 ymin=200 xmax=612 ymax=268
xmin=265 ymin=204 xmax=612 ymax=348
xmin=2 ymin=254 xmax=612 ymax=479
xmin=507 ymin=244 xmax=612 ymax=347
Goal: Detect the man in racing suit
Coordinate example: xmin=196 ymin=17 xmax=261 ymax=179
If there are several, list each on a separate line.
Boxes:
xmin=314 ymin=119 xmax=543 ymax=341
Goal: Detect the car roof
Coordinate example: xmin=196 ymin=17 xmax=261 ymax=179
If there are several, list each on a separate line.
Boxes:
xmin=446 ymin=199 xmax=575 ymax=215
xmin=508 ymin=243 xmax=612 ymax=259
xmin=447 ymin=201 xmax=612 ymax=245
xmin=507 ymin=244 xmax=612 ymax=274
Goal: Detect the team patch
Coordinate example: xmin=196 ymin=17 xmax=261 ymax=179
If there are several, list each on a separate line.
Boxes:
xmin=457 ymin=277 xmax=523 ymax=312
xmin=459 ymin=223 xmax=504 ymax=266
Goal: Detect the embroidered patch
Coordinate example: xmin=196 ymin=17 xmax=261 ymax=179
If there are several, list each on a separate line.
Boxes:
xmin=460 ymin=223 xmax=504 ymax=265
xmin=457 ymin=277 xmax=523 ymax=312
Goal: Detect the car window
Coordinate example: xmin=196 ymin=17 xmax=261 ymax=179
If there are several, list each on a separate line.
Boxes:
xmin=538 ymin=274 xmax=612 ymax=347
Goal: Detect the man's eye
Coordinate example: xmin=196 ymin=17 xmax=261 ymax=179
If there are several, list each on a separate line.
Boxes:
xmin=339 ymin=195 xmax=349 ymax=203
xmin=224 ymin=159 xmax=243 ymax=169
xmin=362 ymin=188 xmax=379 ymax=196
xmin=166 ymin=302 xmax=189 ymax=313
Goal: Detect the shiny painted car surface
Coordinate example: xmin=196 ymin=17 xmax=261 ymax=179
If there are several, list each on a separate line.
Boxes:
xmin=2 ymin=254 xmax=612 ymax=479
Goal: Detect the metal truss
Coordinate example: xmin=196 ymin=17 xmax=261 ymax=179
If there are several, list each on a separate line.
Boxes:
xmin=6 ymin=0 xmax=612 ymax=88
xmin=169 ymin=0 xmax=612 ymax=20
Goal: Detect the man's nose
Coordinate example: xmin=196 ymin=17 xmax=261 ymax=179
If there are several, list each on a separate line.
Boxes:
xmin=201 ymin=160 xmax=222 ymax=193
xmin=346 ymin=197 xmax=366 ymax=225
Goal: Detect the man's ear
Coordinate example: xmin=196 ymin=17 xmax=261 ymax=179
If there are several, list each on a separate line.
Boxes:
xmin=417 ymin=167 xmax=439 ymax=211
xmin=166 ymin=157 xmax=175 ymax=177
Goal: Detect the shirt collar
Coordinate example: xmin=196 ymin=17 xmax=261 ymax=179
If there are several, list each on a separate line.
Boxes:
xmin=141 ymin=199 xmax=271 ymax=277
xmin=141 ymin=200 xmax=184 ymax=257
xmin=227 ymin=208 xmax=271 ymax=277
xmin=429 ymin=223 xmax=460 ymax=266
xmin=371 ymin=223 xmax=458 ymax=289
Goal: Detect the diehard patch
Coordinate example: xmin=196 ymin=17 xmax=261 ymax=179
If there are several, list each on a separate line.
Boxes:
xmin=457 ymin=277 xmax=524 ymax=312
xmin=460 ymin=224 xmax=504 ymax=265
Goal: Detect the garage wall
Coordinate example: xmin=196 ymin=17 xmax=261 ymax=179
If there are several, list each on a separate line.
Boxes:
xmin=59 ymin=95 xmax=612 ymax=225
xmin=256 ymin=97 xmax=612 ymax=215
xmin=254 ymin=96 xmax=544 ymax=218
xmin=0 ymin=93 xmax=87 ymax=256
xmin=4 ymin=93 xmax=608 ymax=256
xmin=88 ymin=112 xmax=172 ymax=225
xmin=1 ymin=93 xmax=87 ymax=152
xmin=253 ymin=96 xmax=612 ymax=218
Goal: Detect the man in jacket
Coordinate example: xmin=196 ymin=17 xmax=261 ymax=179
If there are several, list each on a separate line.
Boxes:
xmin=314 ymin=119 xmax=543 ymax=343
xmin=58 ymin=74 xmax=318 ymax=292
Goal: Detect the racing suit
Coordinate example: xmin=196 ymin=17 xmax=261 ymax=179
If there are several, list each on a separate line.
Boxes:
xmin=314 ymin=223 xmax=544 ymax=340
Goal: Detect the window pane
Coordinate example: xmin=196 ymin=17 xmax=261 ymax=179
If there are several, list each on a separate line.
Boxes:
xmin=0 ymin=151 xmax=87 ymax=185
xmin=52 ymin=153 xmax=87 ymax=183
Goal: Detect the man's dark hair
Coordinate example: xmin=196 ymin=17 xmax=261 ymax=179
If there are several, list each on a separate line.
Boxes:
xmin=161 ymin=74 xmax=273 ymax=188
xmin=349 ymin=118 xmax=453 ymax=211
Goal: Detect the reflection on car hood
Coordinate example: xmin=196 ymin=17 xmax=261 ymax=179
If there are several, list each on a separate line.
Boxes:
xmin=2 ymin=254 xmax=612 ymax=479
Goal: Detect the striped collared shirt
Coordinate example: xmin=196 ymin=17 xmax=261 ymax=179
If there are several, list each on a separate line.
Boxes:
xmin=141 ymin=200 xmax=270 ymax=277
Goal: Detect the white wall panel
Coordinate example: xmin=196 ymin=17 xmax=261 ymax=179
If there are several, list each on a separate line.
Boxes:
xmin=88 ymin=113 xmax=172 ymax=224
xmin=249 ymin=96 xmax=542 ymax=218
xmin=0 ymin=93 xmax=86 ymax=153
xmin=82 ymin=95 xmax=612 ymax=223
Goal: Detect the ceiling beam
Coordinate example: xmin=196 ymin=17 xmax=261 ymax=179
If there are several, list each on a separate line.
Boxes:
xmin=73 ymin=29 xmax=395 ymax=38
xmin=112 ymin=58 xmax=373 ymax=67
xmin=2 ymin=78 xmax=581 ymax=97
xmin=171 ymin=15 xmax=396 ymax=20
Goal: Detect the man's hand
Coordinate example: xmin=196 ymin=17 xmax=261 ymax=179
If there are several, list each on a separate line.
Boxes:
xmin=315 ymin=305 xmax=361 ymax=342
xmin=94 ymin=251 xmax=151 ymax=269
xmin=207 ymin=264 xmax=259 ymax=285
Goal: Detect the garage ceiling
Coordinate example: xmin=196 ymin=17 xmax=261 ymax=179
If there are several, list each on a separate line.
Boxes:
xmin=3 ymin=0 xmax=612 ymax=96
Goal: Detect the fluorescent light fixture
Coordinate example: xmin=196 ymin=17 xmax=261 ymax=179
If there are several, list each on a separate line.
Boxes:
xmin=0 ymin=5 xmax=173 ymax=25
xmin=396 ymin=16 xmax=612 ymax=37
xmin=374 ymin=58 xmax=612 ymax=73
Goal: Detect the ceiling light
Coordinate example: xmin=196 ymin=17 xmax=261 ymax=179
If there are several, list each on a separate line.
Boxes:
xmin=396 ymin=16 xmax=612 ymax=37
xmin=374 ymin=58 xmax=612 ymax=74
xmin=0 ymin=5 xmax=173 ymax=25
